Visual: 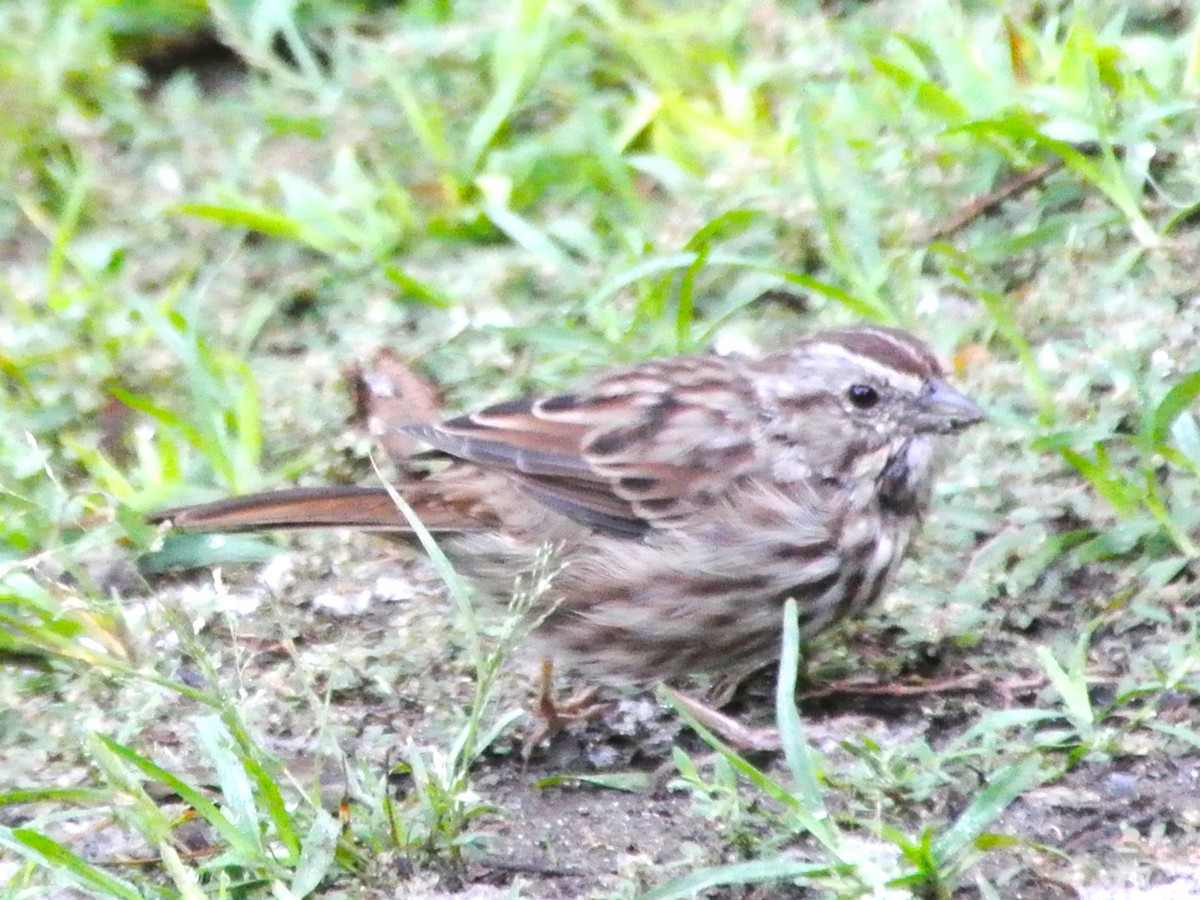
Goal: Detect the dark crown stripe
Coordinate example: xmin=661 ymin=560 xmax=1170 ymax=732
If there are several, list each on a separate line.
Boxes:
xmin=819 ymin=326 xmax=942 ymax=379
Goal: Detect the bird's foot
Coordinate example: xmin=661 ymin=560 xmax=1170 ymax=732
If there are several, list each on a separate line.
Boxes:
xmin=522 ymin=661 xmax=612 ymax=757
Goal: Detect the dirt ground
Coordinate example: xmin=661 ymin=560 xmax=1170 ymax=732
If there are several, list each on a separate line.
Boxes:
xmin=91 ymin=527 xmax=1198 ymax=899
xmin=3 ymin=3 xmax=1200 ymax=897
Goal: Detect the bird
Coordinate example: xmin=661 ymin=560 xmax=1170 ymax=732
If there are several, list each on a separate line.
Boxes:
xmin=149 ymin=325 xmax=983 ymax=742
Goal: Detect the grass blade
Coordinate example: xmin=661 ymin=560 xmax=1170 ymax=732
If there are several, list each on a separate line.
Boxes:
xmin=6 ymin=828 xmax=142 ymax=900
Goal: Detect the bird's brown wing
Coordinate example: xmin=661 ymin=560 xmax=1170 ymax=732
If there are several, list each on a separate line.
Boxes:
xmin=402 ymin=355 xmax=765 ymax=536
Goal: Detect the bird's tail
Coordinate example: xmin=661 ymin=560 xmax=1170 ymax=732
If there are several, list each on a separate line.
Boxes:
xmin=147 ymin=486 xmax=423 ymax=533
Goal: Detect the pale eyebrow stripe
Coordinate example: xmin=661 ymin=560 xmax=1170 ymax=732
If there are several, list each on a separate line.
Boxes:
xmin=806 ymin=343 xmax=926 ymax=393
xmin=854 ymin=326 xmax=931 ymax=367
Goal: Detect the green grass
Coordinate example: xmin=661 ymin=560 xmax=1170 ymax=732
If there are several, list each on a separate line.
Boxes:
xmin=2 ymin=0 xmax=1199 ymax=896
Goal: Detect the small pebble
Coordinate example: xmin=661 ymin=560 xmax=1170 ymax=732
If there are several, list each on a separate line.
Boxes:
xmin=312 ymin=589 xmax=373 ymax=615
xmin=1104 ymin=772 xmax=1138 ymax=798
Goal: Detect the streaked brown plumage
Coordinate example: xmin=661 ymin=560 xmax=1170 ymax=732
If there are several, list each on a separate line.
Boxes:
xmin=151 ymin=325 xmax=983 ymax=685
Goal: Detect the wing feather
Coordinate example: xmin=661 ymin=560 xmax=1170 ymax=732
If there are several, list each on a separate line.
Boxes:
xmin=400 ymin=355 xmax=764 ymax=534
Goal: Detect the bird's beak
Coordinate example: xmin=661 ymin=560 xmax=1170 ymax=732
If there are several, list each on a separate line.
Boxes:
xmin=916 ymin=379 xmax=985 ymax=434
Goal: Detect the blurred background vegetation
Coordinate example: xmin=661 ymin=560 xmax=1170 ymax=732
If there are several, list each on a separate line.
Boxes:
xmin=2 ymin=0 xmax=1199 ymax=896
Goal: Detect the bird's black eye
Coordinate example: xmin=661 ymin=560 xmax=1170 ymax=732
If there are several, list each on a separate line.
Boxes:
xmin=847 ymin=384 xmax=879 ymax=409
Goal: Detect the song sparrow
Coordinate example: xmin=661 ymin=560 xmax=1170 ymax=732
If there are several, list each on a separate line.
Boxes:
xmin=151 ymin=325 xmax=983 ymax=689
